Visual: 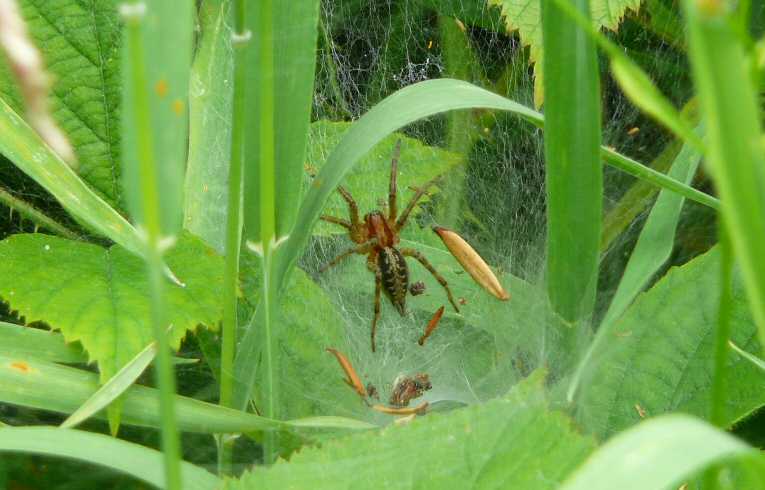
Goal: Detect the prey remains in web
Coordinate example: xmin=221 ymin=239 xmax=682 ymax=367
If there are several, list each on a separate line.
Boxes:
xmin=319 ymin=140 xmax=460 ymax=352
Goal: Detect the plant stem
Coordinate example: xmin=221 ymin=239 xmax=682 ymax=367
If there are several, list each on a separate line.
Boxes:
xmin=124 ymin=10 xmax=181 ymax=490
xmin=257 ymin=0 xmax=278 ymax=464
xmin=219 ymin=0 xmax=247 ymax=475
xmin=0 ymin=186 xmax=79 ymax=239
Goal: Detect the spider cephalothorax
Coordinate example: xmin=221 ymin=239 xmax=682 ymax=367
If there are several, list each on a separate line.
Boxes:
xmin=319 ymin=140 xmax=460 ymax=352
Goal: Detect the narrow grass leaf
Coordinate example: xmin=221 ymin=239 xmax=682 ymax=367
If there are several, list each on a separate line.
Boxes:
xmin=0 ymin=321 xmax=85 ymax=364
xmin=729 ymin=341 xmax=765 ymax=373
xmin=0 ymin=98 xmax=143 ymax=255
xmin=0 ymin=426 xmax=220 ymax=490
xmin=542 ymin=0 xmax=602 ymax=321
xmin=0 ymin=354 xmax=373 ymax=433
xmin=184 ymin=0 xmax=234 ymax=253
xmin=560 ymin=415 xmax=758 ymax=490
xmin=683 ymin=0 xmax=765 ymax=349
xmin=61 ymin=341 xmax=157 ymax=429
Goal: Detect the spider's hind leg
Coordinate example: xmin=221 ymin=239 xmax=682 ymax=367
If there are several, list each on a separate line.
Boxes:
xmin=400 ymin=247 xmax=460 ymax=313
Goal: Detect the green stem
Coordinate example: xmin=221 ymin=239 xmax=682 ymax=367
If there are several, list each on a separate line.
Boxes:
xmin=0 ymin=186 xmax=79 ymax=239
xmin=124 ymin=10 xmax=181 ymax=490
xmin=257 ymin=0 xmax=278 ymax=464
xmin=219 ymin=0 xmax=247 ymax=475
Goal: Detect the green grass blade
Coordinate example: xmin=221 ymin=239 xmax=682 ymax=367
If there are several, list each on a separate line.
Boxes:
xmin=184 ymin=0 xmax=234 ymax=253
xmin=567 ymin=135 xmax=702 ymax=402
xmin=0 ymin=354 xmax=373 ymax=433
xmin=602 ymin=133 xmax=703 ymax=327
xmin=542 ymin=0 xmax=602 ymax=322
xmin=684 ymin=0 xmax=765 ymax=349
xmin=0 ymin=427 xmax=220 ymax=490
xmin=560 ymin=415 xmax=758 ymax=490
xmin=61 ymin=342 xmax=156 ymax=430
xmin=0 ymin=98 xmax=142 ymax=255
xmin=0 ymin=322 xmax=85 ymax=364
xmin=729 ymin=341 xmax=765 ymax=373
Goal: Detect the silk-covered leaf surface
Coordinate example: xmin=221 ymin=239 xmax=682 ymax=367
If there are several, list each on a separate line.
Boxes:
xmin=0 ymin=232 xmax=223 ymax=384
xmin=0 ymin=0 xmax=122 ymax=202
xmin=225 ymin=372 xmax=595 ymax=489
xmin=489 ymin=0 xmax=641 ymax=107
xmin=575 ymin=248 xmax=765 ymax=439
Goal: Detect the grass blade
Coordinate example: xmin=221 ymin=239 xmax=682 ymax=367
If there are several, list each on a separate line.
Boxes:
xmin=0 ymin=98 xmax=142 ymax=255
xmin=729 ymin=341 xmax=765 ymax=373
xmin=0 ymin=426 xmax=219 ymax=490
xmin=0 ymin=354 xmax=373 ymax=433
xmin=0 ymin=322 xmax=85 ymax=364
xmin=542 ymin=0 xmax=602 ymax=322
xmin=684 ymin=0 xmax=765 ymax=349
xmin=560 ymin=415 xmax=758 ymax=490
xmin=61 ymin=342 xmax=156 ymax=429
xmin=185 ymin=0 xmax=234 ymax=254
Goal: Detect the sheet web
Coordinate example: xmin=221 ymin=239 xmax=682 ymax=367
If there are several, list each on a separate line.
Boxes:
xmin=238 ymin=0 xmax=714 ymax=453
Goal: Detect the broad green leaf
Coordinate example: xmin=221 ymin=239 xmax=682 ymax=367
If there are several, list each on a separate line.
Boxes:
xmin=0 ymin=0 xmax=122 ymax=202
xmin=0 ymin=321 xmax=85 ymax=364
xmin=0 ymin=232 xmax=223 ymax=386
xmin=489 ymin=0 xmax=640 ymax=107
xmin=575 ymin=249 xmax=765 ymax=439
xmin=684 ymin=0 xmax=765 ymax=349
xmin=0 ymin=427 xmax=220 ymax=490
xmin=226 ymin=372 xmax=595 ymax=489
xmin=0 ymin=354 xmax=374 ymax=433
xmin=61 ymin=341 xmax=156 ymax=429
xmin=184 ymin=0 xmax=234 ymax=253
xmin=542 ymin=0 xmax=602 ymax=323
xmin=307 ymin=121 xmax=464 ymax=236
xmin=561 ymin=415 xmax=760 ymax=490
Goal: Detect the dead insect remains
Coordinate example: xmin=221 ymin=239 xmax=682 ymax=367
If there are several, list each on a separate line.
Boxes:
xmin=390 ymin=373 xmax=432 ymax=407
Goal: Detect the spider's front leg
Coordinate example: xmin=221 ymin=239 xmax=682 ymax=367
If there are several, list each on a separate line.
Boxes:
xmin=388 ymin=139 xmax=402 ymax=222
xmin=395 ymin=176 xmax=441 ymax=231
xmin=400 ymin=247 xmax=460 ymax=313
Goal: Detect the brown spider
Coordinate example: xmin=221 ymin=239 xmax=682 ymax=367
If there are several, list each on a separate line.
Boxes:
xmin=319 ymin=140 xmax=460 ymax=352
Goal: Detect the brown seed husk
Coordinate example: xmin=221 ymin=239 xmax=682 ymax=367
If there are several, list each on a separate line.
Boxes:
xmin=326 ymin=348 xmax=366 ymax=398
xmin=372 ymin=401 xmax=429 ymax=416
xmin=433 ymin=226 xmax=510 ymax=300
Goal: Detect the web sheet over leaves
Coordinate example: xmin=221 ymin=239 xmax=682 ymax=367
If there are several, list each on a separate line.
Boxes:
xmin=227 ymin=371 xmax=595 ymax=489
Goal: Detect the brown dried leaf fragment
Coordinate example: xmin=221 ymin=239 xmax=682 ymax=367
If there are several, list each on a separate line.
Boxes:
xmin=326 ymin=348 xmax=366 ymax=398
xmin=418 ymin=305 xmax=445 ymax=346
xmin=433 ymin=226 xmax=510 ymax=300
xmin=390 ymin=373 xmax=432 ymax=407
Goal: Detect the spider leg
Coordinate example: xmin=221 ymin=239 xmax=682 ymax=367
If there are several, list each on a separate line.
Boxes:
xmin=400 ymin=247 xmax=460 ymax=313
xmin=395 ymin=176 xmax=441 ymax=231
xmin=320 ymin=215 xmax=352 ymax=229
xmin=320 ymin=242 xmax=374 ymax=273
xmin=337 ymin=186 xmax=362 ymax=228
xmin=371 ymin=264 xmax=383 ymax=353
xmin=388 ymin=139 xmax=402 ymax=222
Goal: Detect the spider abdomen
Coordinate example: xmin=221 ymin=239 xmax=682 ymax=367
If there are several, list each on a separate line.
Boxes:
xmin=378 ymin=247 xmax=409 ymax=316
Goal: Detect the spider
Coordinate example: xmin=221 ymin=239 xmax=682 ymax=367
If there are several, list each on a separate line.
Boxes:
xmin=319 ymin=140 xmax=460 ymax=352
